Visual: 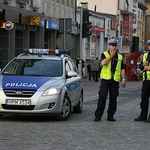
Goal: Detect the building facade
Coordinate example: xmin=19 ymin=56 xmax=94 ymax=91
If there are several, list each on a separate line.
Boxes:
xmin=77 ymin=0 xmax=147 ymax=57
xmin=145 ymin=0 xmax=150 ymax=50
xmin=0 ymin=0 xmax=77 ymax=67
xmin=76 ymin=6 xmax=117 ymax=60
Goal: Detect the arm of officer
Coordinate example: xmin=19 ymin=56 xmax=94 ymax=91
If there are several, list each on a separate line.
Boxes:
xmin=121 ymin=62 xmax=126 ymax=86
xmin=101 ymin=50 xmax=116 ymax=66
xmin=121 ymin=69 xmax=125 ymax=81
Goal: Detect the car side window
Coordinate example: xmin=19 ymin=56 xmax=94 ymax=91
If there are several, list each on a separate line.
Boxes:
xmin=65 ymin=61 xmax=71 ymax=74
xmin=67 ymin=60 xmax=74 ymax=71
xmin=71 ymin=61 xmax=78 ymax=73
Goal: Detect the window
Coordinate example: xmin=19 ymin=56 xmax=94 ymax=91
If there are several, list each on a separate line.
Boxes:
xmin=66 ymin=0 xmax=69 ymax=6
xmin=62 ymin=0 xmax=65 ymax=4
xmin=141 ymin=12 xmax=143 ymax=19
xmin=138 ymin=10 xmax=140 ymax=19
xmin=67 ymin=60 xmax=74 ymax=71
xmin=2 ymin=59 xmax=62 ymax=77
xmin=65 ymin=61 xmax=71 ymax=73
xmin=71 ymin=1 xmax=74 ymax=8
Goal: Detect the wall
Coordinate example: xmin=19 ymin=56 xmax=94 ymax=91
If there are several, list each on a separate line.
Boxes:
xmin=77 ymin=0 xmax=118 ymax=15
xmin=0 ymin=0 xmax=76 ymax=23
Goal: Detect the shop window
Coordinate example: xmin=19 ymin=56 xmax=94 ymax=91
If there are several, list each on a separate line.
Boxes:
xmin=29 ymin=31 xmax=36 ymax=48
xmin=15 ymin=30 xmax=23 ymax=56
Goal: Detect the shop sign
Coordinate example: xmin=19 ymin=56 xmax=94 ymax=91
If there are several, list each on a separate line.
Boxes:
xmin=16 ymin=0 xmax=29 ymax=4
xmin=123 ymin=14 xmax=133 ymax=42
xmin=1 ymin=21 xmax=14 ymax=30
xmin=46 ymin=20 xmax=59 ymax=30
xmin=39 ymin=18 xmax=45 ymax=27
xmin=30 ymin=16 xmax=41 ymax=25
xmin=90 ymin=34 xmax=97 ymax=58
xmin=90 ymin=25 xmax=105 ymax=32
xmin=111 ymin=20 xmax=117 ymax=30
xmin=105 ymin=18 xmax=111 ymax=38
xmin=70 ymin=26 xmax=77 ymax=34
xmin=116 ymin=37 xmax=122 ymax=52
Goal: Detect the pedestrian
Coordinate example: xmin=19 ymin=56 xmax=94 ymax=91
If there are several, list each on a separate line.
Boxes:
xmin=76 ymin=56 xmax=85 ymax=77
xmin=87 ymin=59 xmax=95 ymax=81
xmin=131 ymin=68 xmax=138 ymax=81
xmin=94 ymin=38 xmax=126 ymax=122
xmin=134 ymin=39 xmax=150 ymax=123
xmin=94 ymin=57 xmax=100 ymax=82
xmin=0 ymin=45 xmax=2 ymax=70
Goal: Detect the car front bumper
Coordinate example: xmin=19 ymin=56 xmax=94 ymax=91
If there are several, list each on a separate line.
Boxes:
xmin=0 ymin=90 xmax=65 ymax=115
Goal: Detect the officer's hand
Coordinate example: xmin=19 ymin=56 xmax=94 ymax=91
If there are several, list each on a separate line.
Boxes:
xmin=121 ymin=80 xmax=126 ymax=88
xmin=144 ymin=66 xmax=150 ymax=71
xmin=110 ymin=50 xmax=116 ymax=58
xmin=143 ymin=61 xmax=148 ymax=67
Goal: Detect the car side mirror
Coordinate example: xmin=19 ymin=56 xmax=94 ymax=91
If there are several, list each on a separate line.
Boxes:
xmin=67 ymin=71 xmax=77 ymax=78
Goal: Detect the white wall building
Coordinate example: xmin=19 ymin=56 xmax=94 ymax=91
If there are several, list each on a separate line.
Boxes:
xmin=77 ymin=0 xmax=118 ymax=15
xmin=76 ymin=7 xmax=117 ymax=60
xmin=77 ymin=0 xmax=146 ymax=55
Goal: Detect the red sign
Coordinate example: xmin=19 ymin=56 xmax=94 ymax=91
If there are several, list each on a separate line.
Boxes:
xmin=90 ymin=25 xmax=105 ymax=32
xmin=111 ymin=20 xmax=117 ymax=30
xmin=123 ymin=14 xmax=133 ymax=42
xmin=91 ymin=34 xmax=97 ymax=43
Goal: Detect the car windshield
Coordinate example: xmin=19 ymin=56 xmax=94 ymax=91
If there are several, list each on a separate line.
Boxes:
xmin=2 ymin=59 xmax=62 ymax=77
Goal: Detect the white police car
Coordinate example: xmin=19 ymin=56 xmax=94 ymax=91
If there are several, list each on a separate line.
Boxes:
xmin=0 ymin=49 xmax=83 ymax=120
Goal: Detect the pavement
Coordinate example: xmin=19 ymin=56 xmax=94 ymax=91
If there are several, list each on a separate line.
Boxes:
xmin=82 ymin=77 xmax=143 ymax=100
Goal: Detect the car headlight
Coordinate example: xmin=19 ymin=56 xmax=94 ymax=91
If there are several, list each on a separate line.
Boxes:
xmin=43 ymin=87 xmax=61 ymax=96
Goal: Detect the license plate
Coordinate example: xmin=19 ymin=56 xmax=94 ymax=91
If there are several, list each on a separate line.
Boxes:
xmin=6 ymin=99 xmax=31 ymax=106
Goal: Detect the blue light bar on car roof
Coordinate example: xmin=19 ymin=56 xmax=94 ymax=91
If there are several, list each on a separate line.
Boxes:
xmin=23 ymin=49 xmax=67 ymax=55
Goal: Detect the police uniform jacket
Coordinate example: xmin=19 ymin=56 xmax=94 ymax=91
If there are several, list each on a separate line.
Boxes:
xmin=100 ymin=51 xmax=125 ymax=82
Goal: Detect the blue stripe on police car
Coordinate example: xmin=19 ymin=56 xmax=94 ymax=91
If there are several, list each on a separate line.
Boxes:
xmin=2 ymin=76 xmax=54 ymax=90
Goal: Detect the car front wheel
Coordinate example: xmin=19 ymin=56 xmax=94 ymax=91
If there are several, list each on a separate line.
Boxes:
xmin=57 ymin=95 xmax=71 ymax=121
xmin=73 ymin=93 xmax=83 ymax=113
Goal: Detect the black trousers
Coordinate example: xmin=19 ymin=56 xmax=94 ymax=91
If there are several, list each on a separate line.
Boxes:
xmin=95 ymin=71 xmax=99 ymax=82
xmin=89 ymin=71 xmax=95 ymax=80
xmin=140 ymin=80 xmax=150 ymax=119
xmin=95 ymin=79 xmax=119 ymax=119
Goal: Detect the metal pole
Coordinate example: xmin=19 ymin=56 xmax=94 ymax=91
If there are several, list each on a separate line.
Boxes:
xmin=80 ymin=6 xmax=83 ymax=59
xmin=79 ymin=6 xmax=83 ymax=77
xmin=64 ymin=18 xmax=66 ymax=49
xmin=79 ymin=2 xmax=88 ymax=78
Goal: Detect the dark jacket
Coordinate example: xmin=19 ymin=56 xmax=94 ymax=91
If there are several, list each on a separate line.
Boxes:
xmin=76 ymin=59 xmax=85 ymax=69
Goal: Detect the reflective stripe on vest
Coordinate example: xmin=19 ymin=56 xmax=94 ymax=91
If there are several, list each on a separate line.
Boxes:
xmin=142 ymin=53 xmax=150 ymax=80
xmin=100 ymin=51 xmax=122 ymax=82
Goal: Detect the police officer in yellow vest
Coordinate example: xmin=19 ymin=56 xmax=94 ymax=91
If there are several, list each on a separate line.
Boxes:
xmin=94 ymin=38 xmax=126 ymax=122
xmin=134 ymin=40 xmax=150 ymax=123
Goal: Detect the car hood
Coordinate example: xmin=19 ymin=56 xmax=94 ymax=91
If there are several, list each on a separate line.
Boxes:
xmin=0 ymin=75 xmax=63 ymax=90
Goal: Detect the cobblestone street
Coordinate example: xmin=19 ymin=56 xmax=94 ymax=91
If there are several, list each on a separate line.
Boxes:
xmin=0 ymin=79 xmax=149 ymax=150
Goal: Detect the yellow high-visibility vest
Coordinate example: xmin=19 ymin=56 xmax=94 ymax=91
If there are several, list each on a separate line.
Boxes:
xmin=142 ymin=52 xmax=150 ymax=80
xmin=100 ymin=51 xmax=122 ymax=82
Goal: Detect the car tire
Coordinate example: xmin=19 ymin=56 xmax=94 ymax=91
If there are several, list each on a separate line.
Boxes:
xmin=57 ymin=95 xmax=71 ymax=121
xmin=73 ymin=93 xmax=83 ymax=113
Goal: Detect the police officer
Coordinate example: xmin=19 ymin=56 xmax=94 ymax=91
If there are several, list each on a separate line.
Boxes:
xmin=94 ymin=38 xmax=126 ymax=122
xmin=134 ymin=39 xmax=150 ymax=123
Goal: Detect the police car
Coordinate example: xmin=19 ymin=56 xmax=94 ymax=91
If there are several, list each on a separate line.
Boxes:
xmin=0 ymin=49 xmax=83 ymax=120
